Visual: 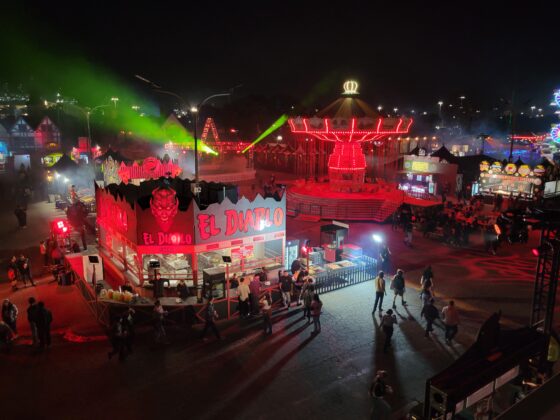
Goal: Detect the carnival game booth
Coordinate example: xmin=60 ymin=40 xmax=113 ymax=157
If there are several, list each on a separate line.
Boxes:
xmin=476 ymin=160 xmax=545 ymax=199
xmin=398 ymin=152 xmax=458 ymax=199
xmin=84 ymin=177 xmax=286 ymax=322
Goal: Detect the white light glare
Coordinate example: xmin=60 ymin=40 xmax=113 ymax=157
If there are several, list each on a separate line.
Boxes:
xmin=372 ymin=234 xmax=383 ymax=243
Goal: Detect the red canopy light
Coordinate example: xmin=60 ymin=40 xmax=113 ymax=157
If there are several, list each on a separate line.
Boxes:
xmin=288 ymin=81 xmax=413 ymax=192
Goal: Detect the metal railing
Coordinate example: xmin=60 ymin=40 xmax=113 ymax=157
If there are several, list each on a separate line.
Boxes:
xmin=313 ymin=255 xmax=377 ymax=294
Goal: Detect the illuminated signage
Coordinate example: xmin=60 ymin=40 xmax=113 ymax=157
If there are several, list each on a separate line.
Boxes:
xmin=518 ymin=165 xmax=530 ymax=177
xmin=479 ymin=161 xmax=489 ymax=172
xmin=197 ymin=207 xmax=284 ymax=241
xmin=504 ymin=163 xmax=517 ymax=175
xmin=411 ymin=161 xmax=430 ymax=172
xmin=343 ymin=80 xmax=359 ymax=95
xmin=142 ymin=232 xmax=192 ymax=246
xmin=195 ymin=195 xmax=286 ymax=244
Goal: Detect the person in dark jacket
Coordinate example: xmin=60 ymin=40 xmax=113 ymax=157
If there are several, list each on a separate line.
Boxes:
xmin=14 ymin=205 xmax=27 ymax=228
xmin=27 ymin=297 xmax=39 ymax=347
xmin=200 ymin=296 xmax=221 ymax=340
xmin=108 ymin=317 xmax=126 ymax=361
xmin=2 ymin=299 xmax=18 ymax=335
xmin=36 ymin=301 xmax=52 ymax=349
xmin=176 ymin=279 xmax=189 ymax=300
xmin=17 ymin=255 xmax=35 ymax=287
xmin=420 ymin=298 xmax=439 ymax=338
xmin=390 ymin=269 xmax=407 ymax=309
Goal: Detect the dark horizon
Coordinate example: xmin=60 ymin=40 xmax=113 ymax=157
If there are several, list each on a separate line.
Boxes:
xmin=1 ymin=2 xmax=559 ymax=112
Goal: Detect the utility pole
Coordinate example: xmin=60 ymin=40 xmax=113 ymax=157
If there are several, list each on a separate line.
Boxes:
xmin=508 ymin=91 xmax=515 ymax=162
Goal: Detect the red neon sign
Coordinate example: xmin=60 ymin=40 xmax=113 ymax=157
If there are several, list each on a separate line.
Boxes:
xmin=142 ymin=232 xmax=192 ymax=246
xmin=197 ymin=207 xmax=285 ymax=241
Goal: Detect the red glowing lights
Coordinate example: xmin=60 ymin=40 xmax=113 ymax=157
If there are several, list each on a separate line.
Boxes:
xmin=53 ymin=219 xmax=69 ymax=234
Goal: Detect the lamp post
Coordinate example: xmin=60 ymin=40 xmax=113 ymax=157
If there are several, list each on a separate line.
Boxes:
xmin=438 ymin=101 xmax=444 ymax=126
xmin=67 ymin=103 xmax=112 ymax=159
xmin=134 ymin=75 xmax=233 ymax=182
xmin=191 ymin=93 xmax=232 ymax=182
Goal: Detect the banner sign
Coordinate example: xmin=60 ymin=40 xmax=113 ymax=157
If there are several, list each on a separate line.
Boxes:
xmin=195 ymin=194 xmax=286 ymax=244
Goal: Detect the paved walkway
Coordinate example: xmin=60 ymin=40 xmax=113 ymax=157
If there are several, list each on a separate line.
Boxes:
xmin=0 ymin=198 xmax=551 ymax=419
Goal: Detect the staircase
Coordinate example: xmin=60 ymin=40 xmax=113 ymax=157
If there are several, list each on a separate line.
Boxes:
xmin=287 ymin=190 xmax=399 ymax=222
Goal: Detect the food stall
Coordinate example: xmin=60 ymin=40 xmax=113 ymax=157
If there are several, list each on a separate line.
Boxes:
xmin=95 ymin=176 xmax=286 ymax=303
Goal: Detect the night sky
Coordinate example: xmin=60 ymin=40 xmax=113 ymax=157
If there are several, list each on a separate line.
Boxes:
xmin=2 ymin=1 xmax=559 ymax=110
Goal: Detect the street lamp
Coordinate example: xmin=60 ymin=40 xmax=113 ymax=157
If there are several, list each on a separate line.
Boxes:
xmin=110 ymin=97 xmax=119 ymax=108
xmin=459 ymin=96 xmax=466 ymax=108
xmin=134 ymin=75 xmax=235 ymax=182
xmin=372 ymin=234 xmax=383 ymax=244
xmin=66 ymin=103 xmax=112 ymax=159
xmin=377 ymin=105 xmax=383 ymax=112
xmin=191 ymin=93 xmax=231 ymax=181
xmin=393 ymin=107 xmax=398 ymax=115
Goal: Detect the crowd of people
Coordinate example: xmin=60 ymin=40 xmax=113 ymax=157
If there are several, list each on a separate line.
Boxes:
xmin=392 ymin=192 xmax=532 ymax=255
xmin=0 ymin=297 xmax=53 ymax=353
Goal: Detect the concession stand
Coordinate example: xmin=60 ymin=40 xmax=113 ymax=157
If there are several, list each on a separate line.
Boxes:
xmin=96 ymin=178 xmax=286 ymax=287
xmin=85 ymin=175 xmax=286 ymax=322
xmin=398 ymin=153 xmax=458 ymax=198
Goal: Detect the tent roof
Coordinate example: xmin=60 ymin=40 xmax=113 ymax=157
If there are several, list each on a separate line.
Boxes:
xmin=317 ymin=97 xmax=381 ymax=119
xmin=95 ymin=148 xmax=132 ymax=163
xmin=430 ymin=145 xmax=459 ymax=164
xmin=50 ymin=154 xmax=79 ymax=172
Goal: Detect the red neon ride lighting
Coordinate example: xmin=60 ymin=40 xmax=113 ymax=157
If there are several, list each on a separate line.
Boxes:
xmin=54 ymin=220 xmax=69 ymax=234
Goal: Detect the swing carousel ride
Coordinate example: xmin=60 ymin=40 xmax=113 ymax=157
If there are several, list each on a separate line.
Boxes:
xmin=287 ymin=81 xmax=416 ymax=221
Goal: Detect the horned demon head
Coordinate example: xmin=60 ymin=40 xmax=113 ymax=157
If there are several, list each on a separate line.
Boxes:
xmin=150 ymin=187 xmax=179 ymax=232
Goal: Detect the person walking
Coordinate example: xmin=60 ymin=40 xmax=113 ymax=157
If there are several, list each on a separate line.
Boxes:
xmin=249 ymin=275 xmax=261 ymax=316
xmin=442 ymin=300 xmax=460 ymax=345
xmin=36 ymin=302 xmax=52 ymax=350
xmin=2 ymin=299 xmax=18 ymax=336
xmin=14 ymin=205 xmax=27 ymax=228
xmin=380 ymin=309 xmax=397 ymax=353
xmin=260 ymin=292 xmax=273 ymax=335
xmin=279 ymin=270 xmax=293 ymax=309
xmin=153 ymin=300 xmax=168 ymax=344
xmin=379 ymin=245 xmax=392 ymax=274
xmin=420 ymin=266 xmax=434 ymax=292
xmin=390 ymin=269 xmax=407 ymax=309
xmin=302 ymin=284 xmax=315 ymax=322
xmin=310 ymin=293 xmax=323 ymax=334
xmin=40 ymin=240 xmax=49 ymax=268
xmin=372 ymin=271 xmax=386 ymax=314
xmin=237 ymin=277 xmax=251 ymax=319
xmin=108 ymin=316 xmax=126 ymax=361
xmin=420 ymin=298 xmax=439 ymax=338
xmin=0 ymin=320 xmax=15 ymax=353
xmin=27 ymin=297 xmax=39 ymax=347
xmin=369 ymin=370 xmax=393 ymax=420
xmin=200 ymin=296 xmax=221 ymax=340
xmin=123 ymin=308 xmax=135 ymax=354
xmin=404 ymin=222 xmax=413 ymax=247
xmin=17 ymin=254 xmax=35 ymax=287
xmin=7 ymin=257 xmax=19 ymax=291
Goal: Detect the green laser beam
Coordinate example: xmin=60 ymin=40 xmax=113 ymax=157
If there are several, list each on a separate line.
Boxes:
xmin=242 ymin=114 xmax=288 ymax=153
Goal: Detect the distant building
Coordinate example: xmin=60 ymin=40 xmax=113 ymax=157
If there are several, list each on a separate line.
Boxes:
xmin=9 ymin=116 xmax=35 ymax=152
xmin=34 ymin=116 xmax=61 ymax=150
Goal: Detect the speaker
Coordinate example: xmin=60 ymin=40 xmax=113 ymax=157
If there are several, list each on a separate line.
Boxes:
xmin=222 ymin=256 xmax=232 ymax=263
xmin=88 ymin=256 xmax=99 ymax=264
xmin=148 ymin=260 xmax=161 ymax=269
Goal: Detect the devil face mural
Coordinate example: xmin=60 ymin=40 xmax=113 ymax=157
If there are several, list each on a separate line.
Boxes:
xmin=150 ymin=187 xmax=179 ymax=232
